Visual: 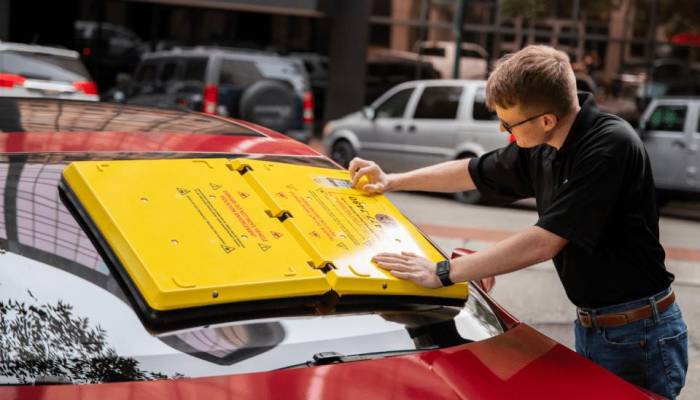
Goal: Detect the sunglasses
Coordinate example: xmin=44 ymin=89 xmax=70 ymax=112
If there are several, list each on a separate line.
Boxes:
xmin=500 ymin=111 xmax=555 ymax=134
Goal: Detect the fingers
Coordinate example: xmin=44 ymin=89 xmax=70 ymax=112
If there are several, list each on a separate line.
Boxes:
xmin=348 ymin=157 xmax=369 ymax=176
xmin=361 ymin=183 xmax=385 ymax=194
xmin=351 ymin=164 xmax=381 ymax=188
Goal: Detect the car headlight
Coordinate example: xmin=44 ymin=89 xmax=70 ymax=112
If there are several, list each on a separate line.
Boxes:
xmin=322 ymin=122 xmax=334 ymax=136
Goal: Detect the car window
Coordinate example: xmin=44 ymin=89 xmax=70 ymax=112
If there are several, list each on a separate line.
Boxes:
xmin=159 ymin=61 xmax=179 ymax=82
xmin=219 ymin=59 xmax=263 ymax=87
xmin=413 ymin=86 xmax=463 ymax=120
xmin=473 ymin=88 xmax=497 ymax=121
xmin=420 ymin=47 xmax=445 ymax=57
xmin=0 ymin=51 xmax=90 ymax=82
xmin=647 ymin=105 xmax=687 ymax=132
xmin=0 ymin=153 xmax=504 ymax=385
xmin=375 ymin=88 xmax=413 ymax=119
xmin=134 ymin=60 xmax=158 ymax=83
xmin=182 ymin=58 xmax=207 ymax=82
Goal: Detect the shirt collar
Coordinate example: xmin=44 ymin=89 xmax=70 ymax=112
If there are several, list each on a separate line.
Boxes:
xmin=556 ymin=92 xmax=598 ymax=157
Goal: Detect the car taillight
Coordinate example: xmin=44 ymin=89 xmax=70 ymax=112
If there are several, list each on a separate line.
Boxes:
xmin=0 ymin=73 xmax=26 ymax=88
xmin=73 ymin=81 xmax=98 ymax=95
xmin=203 ymin=84 xmax=218 ymax=114
xmin=303 ymin=91 xmax=314 ymax=124
xmin=509 ymin=134 xmax=516 ymax=144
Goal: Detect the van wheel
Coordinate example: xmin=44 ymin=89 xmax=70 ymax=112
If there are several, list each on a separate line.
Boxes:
xmin=454 ymin=153 xmax=482 ymax=204
xmin=331 ymin=140 xmax=356 ymax=168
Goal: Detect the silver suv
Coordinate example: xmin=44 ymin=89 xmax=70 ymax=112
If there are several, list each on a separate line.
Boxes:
xmin=124 ymin=47 xmax=313 ymax=143
xmin=323 ymin=80 xmax=509 ymax=202
xmin=0 ymin=42 xmax=98 ymax=101
xmin=639 ymin=97 xmax=700 ymax=201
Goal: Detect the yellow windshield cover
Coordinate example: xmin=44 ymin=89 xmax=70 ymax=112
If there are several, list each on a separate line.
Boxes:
xmin=61 ymin=158 xmax=467 ymax=320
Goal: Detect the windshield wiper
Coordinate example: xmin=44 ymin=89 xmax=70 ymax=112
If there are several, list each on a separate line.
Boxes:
xmin=278 ymin=347 xmax=438 ymax=370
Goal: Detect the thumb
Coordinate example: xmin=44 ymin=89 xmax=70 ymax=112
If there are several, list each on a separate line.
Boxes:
xmin=362 ymin=183 xmax=385 ymax=193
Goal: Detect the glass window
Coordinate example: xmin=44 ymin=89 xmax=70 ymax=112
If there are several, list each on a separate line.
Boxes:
xmin=647 ymin=105 xmax=687 ymax=132
xmin=219 ymin=59 xmax=263 ymax=87
xmin=472 ymin=88 xmax=497 ymax=121
xmin=413 ymin=86 xmax=463 ymax=120
xmin=159 ymin=61 xmax=179 ymax=83
xmin=375 ymin=88 xmax=413 ymax=119
xmin=0 ymin=52 xmax=90 ymax=82
xmin=182 ymin=58 xmax=207 ymax=82
xmin=134 ymin=60 xmax=158 ymax=83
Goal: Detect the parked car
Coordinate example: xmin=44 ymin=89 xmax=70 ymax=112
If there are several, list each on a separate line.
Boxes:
xmin=122 ymin=47 xmax=314 ymax=143
xmin=0 ymin=97 xmax=661 ymax=399
xmin=323 ymin=79 xmax=509 ymax=203
xmin=74 ymin=20 xmax=147 ymax=90
xmin=414 ymin=41 xmax=488 ymax=80
xmin=0 ymin=41 xmax=98 ymax=101
xmin=638 ymin=96 xmax=700 ymax=201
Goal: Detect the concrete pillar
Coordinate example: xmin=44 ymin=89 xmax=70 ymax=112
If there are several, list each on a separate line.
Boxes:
xmin=324 ymin=0 xmax=371 ymax=121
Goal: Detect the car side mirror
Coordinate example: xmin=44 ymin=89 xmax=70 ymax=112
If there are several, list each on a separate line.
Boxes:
xmin=362 ymin=106 xmax=376 ymax=120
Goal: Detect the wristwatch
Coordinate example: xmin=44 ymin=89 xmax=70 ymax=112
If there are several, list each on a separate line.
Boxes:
xmin=435 ymin=260 xmax=454 ymax=287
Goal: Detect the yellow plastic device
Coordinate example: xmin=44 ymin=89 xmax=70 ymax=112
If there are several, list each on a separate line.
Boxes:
xmin=61 ymin=158 xmax=467 ymax=317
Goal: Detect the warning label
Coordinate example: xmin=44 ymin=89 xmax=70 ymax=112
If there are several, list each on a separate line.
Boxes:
xmin=182 ymin=187 xmax=245 ymax=252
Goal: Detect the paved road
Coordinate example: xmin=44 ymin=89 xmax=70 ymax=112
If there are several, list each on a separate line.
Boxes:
xmin=387 ymin=191 xmax=700 ymax=400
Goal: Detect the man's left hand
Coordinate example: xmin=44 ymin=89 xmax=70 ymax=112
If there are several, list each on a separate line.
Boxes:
xmin=372 ymin=251 xmax=442 ymax=289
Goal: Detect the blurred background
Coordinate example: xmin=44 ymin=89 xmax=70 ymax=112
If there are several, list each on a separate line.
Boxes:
xmin=1 ymin=0 xmax=698 ymax=130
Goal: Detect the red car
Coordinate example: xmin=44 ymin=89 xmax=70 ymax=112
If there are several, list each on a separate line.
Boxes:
xmin=0 ymin=98 xmax=661 ymax=399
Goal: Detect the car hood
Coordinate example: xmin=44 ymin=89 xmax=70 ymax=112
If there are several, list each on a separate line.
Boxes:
xmin=1 ymin=324 xmax=659 ymax=400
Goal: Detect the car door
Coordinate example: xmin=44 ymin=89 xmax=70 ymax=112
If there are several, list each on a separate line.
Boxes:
xmin=356 ymin=86 xmax=416 ymax=172
xmin=397 ymin=84 xmax=464 ymax=171
xmin=642 ymin=101 xmax=691 ymax=190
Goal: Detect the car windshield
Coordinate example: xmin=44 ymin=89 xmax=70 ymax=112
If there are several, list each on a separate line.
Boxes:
xmin=0 ymin=51 xmax=90 ymax=82
xmin=0 ymin=152 xmax=504 ymax=385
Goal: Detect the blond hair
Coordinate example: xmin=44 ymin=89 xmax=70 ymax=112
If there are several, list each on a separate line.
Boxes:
xmin=485 ymin=45 xmax=578 ymax=116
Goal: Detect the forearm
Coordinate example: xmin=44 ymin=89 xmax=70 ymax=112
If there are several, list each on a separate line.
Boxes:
xmin=387 ymin=159 xmax=475 ymax=193
xmin=449 ymin=226 xmax=567 ymax=282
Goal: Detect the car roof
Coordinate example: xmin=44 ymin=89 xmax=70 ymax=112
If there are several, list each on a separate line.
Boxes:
xmin=0 ymin=41 xmax=79 ymax=59
xmin=394 ymin=79 xmax=487 ymax=88
xmin=142 ymin=47 xmax=290 ymax=63
xmin=0 ymin=98 xmax=321 ymax=157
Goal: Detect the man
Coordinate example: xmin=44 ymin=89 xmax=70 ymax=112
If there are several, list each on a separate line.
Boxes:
xmin=350 ymin=45 xmax=687 ymax=399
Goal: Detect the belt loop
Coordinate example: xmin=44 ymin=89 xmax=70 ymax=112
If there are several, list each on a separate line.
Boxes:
xmin=649 ymin=295 xmax=661 ymax=324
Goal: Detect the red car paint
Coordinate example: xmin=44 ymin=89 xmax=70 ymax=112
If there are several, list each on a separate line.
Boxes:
xmin=0 ymin=324 xmax=659 ymax=400
xmin=0 ymin=99 xmax=662 ymax=400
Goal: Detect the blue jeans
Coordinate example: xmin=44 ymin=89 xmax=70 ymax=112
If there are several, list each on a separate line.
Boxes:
xmin=575 ymin=287 xmax=688 ymax=399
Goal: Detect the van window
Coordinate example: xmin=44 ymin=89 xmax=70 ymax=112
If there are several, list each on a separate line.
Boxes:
xmin=375 ymin=88 xmax=413 ymax=119
xmin=647 ymin=105 xmax=687 ymax=132
xmin=413 ymin=86 xmax=463 ymax=120
xmin=473 ymin=88 xmax=497 ymax=121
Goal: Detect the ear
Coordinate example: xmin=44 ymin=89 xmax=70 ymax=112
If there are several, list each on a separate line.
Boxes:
xmin=542 ymin=113 xmax=559 ymax=131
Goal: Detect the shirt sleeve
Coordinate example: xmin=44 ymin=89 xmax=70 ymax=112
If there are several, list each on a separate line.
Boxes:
xmin=536 ymin=152 xmax=625 ymax=253
xmin=468 ymin=143 xmax=534 ymax=204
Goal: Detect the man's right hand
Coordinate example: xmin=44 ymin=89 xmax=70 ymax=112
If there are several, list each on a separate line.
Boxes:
xmin=348 ymin=157 xmax=391 ymax=194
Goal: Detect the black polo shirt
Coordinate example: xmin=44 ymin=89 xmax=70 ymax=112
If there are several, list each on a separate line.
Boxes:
xmin=468 ymin=93 xmax=674 ymax=308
